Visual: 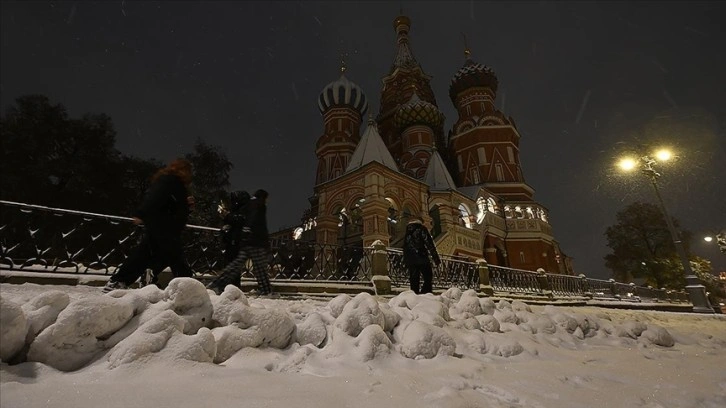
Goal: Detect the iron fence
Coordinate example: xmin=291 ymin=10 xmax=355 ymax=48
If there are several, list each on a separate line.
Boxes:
xmin=387 ymin=248 xmax=479 ymax=290
xmin=489 ymin=264 xmax=542 ymax=295
xmin=0 ymin=200 xmax=690 ymax=303
xmin=0 ymin=200 xmax=371 ymax=283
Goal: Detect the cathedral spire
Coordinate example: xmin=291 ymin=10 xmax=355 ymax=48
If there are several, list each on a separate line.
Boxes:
xmin=391 ymin=14 xmax=419 ymax=70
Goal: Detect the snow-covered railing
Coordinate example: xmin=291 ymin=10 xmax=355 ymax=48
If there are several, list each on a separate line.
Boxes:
xmin=386 ymin=248 xmax=479 ymax=291
xmin=0 ymin=200 xmax=691 ymax=302
xmin=0 ymin=200 xmax=372 ymax=283
xmin=488 ymin=264 xmax=542 ymax=295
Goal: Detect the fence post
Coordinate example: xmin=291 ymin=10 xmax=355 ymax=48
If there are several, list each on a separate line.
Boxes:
xmin=370 ymin=240 xmax=391 ymax=295
xmin=608 ymin=278 xmax=619 ymax=299
xmin=477 ymin=259 xmax=494 ymax=296
xmin=579 ymin=274 xmax=592 ymax=298
xmin=536 ymin=268 xmax=553 ymax=298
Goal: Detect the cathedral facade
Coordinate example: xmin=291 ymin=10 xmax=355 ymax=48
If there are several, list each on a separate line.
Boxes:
xmin=288 ymin=15 xmax=573 ymax=275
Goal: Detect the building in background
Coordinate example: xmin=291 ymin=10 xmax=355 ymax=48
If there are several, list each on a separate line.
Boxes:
xmin=272 ymin=14 xmax=573 ymax=274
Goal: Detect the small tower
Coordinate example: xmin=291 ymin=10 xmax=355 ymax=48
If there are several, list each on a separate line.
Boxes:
xmin=378 ymin=14 xmax=444 ymax=160
xmin=448 ymin=47 xmax=531 ymax=201
xmin=393 ymin=89 xmax=444 ymax=179
xmin=315 ymin=62 xmax=368 ymax=185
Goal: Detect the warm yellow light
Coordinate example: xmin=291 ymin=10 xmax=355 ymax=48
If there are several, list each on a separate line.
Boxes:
xmin=618 ymin=157 xmax=638 ymax=171
xmin=704 ymin=236 xmax=713 ymax=243
xmin=655 ymin=149 xmax=672 ymax=162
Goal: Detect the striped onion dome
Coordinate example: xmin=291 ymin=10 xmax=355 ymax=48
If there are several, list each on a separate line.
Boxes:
xmin=394 ymin=92 xmax=444 ymax=130
xmin=318 ymin=74 xmax=368 ymax=116
xmin=449 ymin=56 xmax=499 ymax=103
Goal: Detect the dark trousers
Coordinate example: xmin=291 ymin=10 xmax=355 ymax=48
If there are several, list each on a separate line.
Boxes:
xmin=208 ymin=246 xmax=271 ymax=294
xmin=223 ymin=243 xmax=241 ymax=266
xmin=408 ymin=262 xmax=433 ymax=294
xmin=112 ymin=233 xmax=192 ymax=285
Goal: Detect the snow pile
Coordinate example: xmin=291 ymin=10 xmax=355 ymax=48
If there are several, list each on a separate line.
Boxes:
xmin=1 ymin=281 xmax=726 ymax=408
xmin=0 ymin=280 xmax=701 ymax=372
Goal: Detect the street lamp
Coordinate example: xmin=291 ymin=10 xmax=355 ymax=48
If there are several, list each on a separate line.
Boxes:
xmin=618 ymin=148 xmax=714 ymax=313
xmin=704 ymin=230 xmax=726 ymax=254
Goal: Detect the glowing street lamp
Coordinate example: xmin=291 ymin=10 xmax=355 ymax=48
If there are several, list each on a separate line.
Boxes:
xmin=617 ymin=148 xmax=714 ymax=313
xmin=704 ymin=231 xmax=726 ymax=254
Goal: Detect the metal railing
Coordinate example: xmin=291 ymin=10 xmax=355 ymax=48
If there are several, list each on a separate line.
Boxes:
xmin=0 ymin=200 xmax=690 ymax=304
xmin=0 ymin=200 xmax=371 ymax=283
xmin=387 ymin=248 xmax=479 ymax=290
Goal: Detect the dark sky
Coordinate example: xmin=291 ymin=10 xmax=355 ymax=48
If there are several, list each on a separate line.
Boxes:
xmin=2 ymin=1 xmax=725 ymax=279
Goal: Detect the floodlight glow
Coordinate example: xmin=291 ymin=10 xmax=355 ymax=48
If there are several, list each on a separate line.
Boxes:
xmin=655 ymin=149 xmax=672 ymax=162
xmin=704 ymin=236 xmax=713 ymax=242
xmin=618 ymin=157 xmax=638 ymax=171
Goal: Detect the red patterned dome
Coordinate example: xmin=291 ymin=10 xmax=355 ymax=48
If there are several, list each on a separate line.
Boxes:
xmin=394 ymin=92 xmax=444 ymax=130
xmin=449 ymin=56 xmax=499 ymax=103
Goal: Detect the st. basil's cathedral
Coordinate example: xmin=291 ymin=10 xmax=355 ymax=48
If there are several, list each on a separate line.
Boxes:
xmin=280 ymin=14 xmax=574 ymax=275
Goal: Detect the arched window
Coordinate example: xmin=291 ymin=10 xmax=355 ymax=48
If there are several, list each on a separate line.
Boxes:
xmin=429 ymin=205 xmax=442 ymax=238
xmin=476 ymin=197 xmax=487 ymax=224
xmin=487 ymin=197 xmax=497 ymax=214
xmin=459 ymin=203 xmax=473 ymax=229
xmin=514 ymin=206 xmax=524 ymax=219
xmin=293 ymin=227 xmax=303 ymax=240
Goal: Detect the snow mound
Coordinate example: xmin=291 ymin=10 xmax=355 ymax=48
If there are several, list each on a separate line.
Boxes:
xmin=401 ymin=320 xmax=456 ymax=359
xmin=28 ymin=296 xmax=135 ymax=371
xmin=334 ymin=292 xmax=385 ymax=337
xmin=0 ymin=295 xmax=27 ymax=362
xmin=21 ymin=290 xmax=70 ymax=342
xmin=295 ymin=312 xmax=327 ymax=347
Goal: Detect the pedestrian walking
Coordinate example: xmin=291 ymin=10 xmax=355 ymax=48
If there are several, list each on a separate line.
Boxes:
xmin=103 ymin=158 xmax=194 ymax=292
xmin=219 ymin=190 xmax=251 ymax=265
xmin=403 ymin=217 xmax=441 ymax=294
xmin=206 ymin=189 xmax=273 ymax=296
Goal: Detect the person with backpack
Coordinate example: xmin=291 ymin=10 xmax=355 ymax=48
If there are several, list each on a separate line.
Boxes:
xmin=103 ymin=158 xmax=195 ymax=292
xmin=403 ymin=217 xmax=441 ymax=294
xmin=219 ymin=190 xmax=251 ymax=265
xmin=206 ymin=189 xmax=273 ymax=296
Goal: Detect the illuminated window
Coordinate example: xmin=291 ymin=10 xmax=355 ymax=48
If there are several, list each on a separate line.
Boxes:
xmin=458 ymin=203 xmax=473 ymax=229
xmin=495 ymin=163 xmax=504 ymax=181
xmin=293 ymin=227 xmax=303 ymax=240
xmin=487 ymin=197 xmax=497 ymax=213
xmin=476 ymin=197 xmax=486 ymax=224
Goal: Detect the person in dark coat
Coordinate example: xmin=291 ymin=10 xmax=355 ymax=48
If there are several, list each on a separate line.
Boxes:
xmin=207 ymin=189 xmax=273 ymax=296
xmin=219 ymin=190 xmax=251 ymax=265
xmin=403 ymin=217 xmax=441 ymax=294
xmin=103 ymin=158 xmax=194 ymax=292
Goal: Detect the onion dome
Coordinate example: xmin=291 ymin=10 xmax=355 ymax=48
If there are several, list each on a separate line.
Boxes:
xmin=318 ymin=72 xmax=368 ymax=116
xmin=394 ymin=91 xmax=445 ymax=130
xmin=449 ymin=49 xmax=499 ymax=103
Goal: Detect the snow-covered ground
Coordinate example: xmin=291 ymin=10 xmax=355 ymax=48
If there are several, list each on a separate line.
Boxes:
xmin=1 ymin=279 xmax=725 ymax=408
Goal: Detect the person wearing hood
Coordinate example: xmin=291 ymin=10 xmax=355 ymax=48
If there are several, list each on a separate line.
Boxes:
xmin=207 ymin=189 xmax=273 ymax=296
xmin=403 ymin=217 xmax=441 ymax=294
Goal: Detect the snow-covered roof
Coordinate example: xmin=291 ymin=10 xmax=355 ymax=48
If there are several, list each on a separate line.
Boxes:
xmin=345 ymin=117 xmax=398 ymax=173
xmin=456 ymin=185 xmax=482 ymax=199
xmin=423 ymin=148 xmax=458 ymax=191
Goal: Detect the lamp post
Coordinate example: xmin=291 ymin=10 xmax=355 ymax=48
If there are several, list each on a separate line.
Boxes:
xmin=704 ymin=230 xmax=726 ymax=254
xmin=618 ymin=149 xmax=714 ymax=313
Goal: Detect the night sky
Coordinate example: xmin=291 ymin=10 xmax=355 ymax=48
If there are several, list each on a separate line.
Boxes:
xmin=2 ymin=1 xmax=725 ymax=279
